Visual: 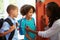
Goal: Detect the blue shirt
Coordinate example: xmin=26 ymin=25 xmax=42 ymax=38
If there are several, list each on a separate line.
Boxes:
xmin=18 ymin=18 xmax=36 ymax=40
xmin=0 ymin=16 xmax=18 ymax=40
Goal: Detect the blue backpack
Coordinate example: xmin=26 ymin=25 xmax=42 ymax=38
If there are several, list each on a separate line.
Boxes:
xmin=18 ymin=19 xmax=24 ymax=35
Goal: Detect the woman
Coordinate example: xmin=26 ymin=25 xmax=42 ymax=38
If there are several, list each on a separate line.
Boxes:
xmin=26 ymin=2 xmax=60 ymax=40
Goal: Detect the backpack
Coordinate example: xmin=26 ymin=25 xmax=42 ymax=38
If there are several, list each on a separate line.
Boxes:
xmin=0 ymin=18 xmax=15 ymax=40
xmin=18 ymin=19 xmax=24 ymax=35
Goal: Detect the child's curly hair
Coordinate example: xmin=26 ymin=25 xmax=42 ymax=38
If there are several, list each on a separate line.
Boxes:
xmin=20 ymin=5 xmax=35 ymax=16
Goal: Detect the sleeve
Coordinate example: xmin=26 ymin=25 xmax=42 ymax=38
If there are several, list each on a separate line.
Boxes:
xmin=38 ymin=21 xmax=60 ymax=38
xmin=32 ymin=18 xmax=36 ymax=30
xmin=0 ymin=22 xmax=10 ymax=33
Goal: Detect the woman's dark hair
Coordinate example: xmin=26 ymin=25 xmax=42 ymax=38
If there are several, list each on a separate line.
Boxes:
xmin=20 ymin=5 xmax=35 ymax=16
xmin=46 ymin=2 xmax=60 ymax=27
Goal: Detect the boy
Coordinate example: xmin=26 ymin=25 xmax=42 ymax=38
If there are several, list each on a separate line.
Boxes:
xmin=0 ymin=4 xmax=18 ymax=40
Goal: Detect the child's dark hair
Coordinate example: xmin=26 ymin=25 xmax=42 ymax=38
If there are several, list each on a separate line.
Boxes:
xmin=7 ymin=4 xmax=18 ymax=13
xmin=46 ymin=2 xmax=60 ymax=27
xmin=20 ymin=5 xmax=35 ymax=16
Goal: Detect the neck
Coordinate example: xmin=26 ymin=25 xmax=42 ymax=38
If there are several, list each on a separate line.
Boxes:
xmin=9 ymin=15 xmax=14 ymax=19
xmin=26 ymin=16 xmax=31 ymax=20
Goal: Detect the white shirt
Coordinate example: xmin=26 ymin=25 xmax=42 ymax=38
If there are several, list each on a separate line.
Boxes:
xmin=38 ymin=19 xmax=60 ymax=40
xmin=0 ymin=16 xmax=18 ymax=40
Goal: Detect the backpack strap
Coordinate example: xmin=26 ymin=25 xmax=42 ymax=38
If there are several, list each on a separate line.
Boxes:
xmin=19 ymin=18 xmax=24 ymax=35
xmin=5 ymin=18 xmax=15 ymax=40
xmin=5 ymin=18 xmax=13 ymax=26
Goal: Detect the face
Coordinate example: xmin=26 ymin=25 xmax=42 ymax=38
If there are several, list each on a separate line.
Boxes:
xmin=26 ymin=8 xmax=34 ymax=18
xmin=10 ymin=9 xmax=18 ymax=18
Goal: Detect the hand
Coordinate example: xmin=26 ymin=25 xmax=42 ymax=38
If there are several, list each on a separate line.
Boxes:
xmin=10 ymin=25 xmax=16 ymax=30
xmin=41 ymin=15 xmax=46 ymax=23
xmin=16 ymin=23 xmax=18 ymax=27
xmin=34 ymin=37 xmax=37 ymax=40
xmin=0 ymin=33 xmax=4 ymax=37
xmin=41 ymin=15 xmax=47 ymax=27
xmin=26 ymin=26 xmax=31 ymax=32
xmin=29 ymin=38 xmax=32 ymax=40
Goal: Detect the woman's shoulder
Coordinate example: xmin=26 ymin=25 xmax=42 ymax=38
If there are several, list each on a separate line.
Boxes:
xmin=53 ymin=19 xmax=60 ymax=26
xmin=55 ymin=19 xmax=60 ymax=23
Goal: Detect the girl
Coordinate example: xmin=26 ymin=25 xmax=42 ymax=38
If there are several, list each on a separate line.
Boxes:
xmin=18 ymin=5 xmax=36 ymax=40
xmin=26 ymin=2 xmax=60 ymax=40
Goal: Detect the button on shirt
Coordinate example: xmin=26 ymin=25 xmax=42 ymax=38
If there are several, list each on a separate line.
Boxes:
xmin=0 ymin=16 xmax=18 ymax=40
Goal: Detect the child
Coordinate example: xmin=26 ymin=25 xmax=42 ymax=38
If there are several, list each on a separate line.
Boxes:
xmin=18 ymin=5 xmax=36 ymax=40
xmin=0 ymin=4 xmax=18 ymax=40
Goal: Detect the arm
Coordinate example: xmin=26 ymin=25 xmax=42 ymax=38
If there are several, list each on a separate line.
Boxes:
xmin=2 ymin=25 xmax=15 ymax=36
xmin=38 ymin=21 xmax=60 ymax=38
xmin=26 ymin=27 xmax=38 ymax=35
xmin=0 ymin=22 xmax=15 ymax=37
xmin=25 ymin=32 xmax=32 ymax=40
xmin=26 ymin=21 xmax=60 ymax=38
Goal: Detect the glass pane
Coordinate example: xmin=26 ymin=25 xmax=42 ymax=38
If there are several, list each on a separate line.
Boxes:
xmin=9 ymin=0 xmax=17 ymax=5
xmin=0 ymin=0 xmax=4 ymax=18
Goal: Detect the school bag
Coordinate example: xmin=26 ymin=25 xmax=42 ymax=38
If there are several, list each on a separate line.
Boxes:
xmin=0 ymin=18 xmax=15 ymax=40
xmin=18 ymin=19 xmax=24 ymax=35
